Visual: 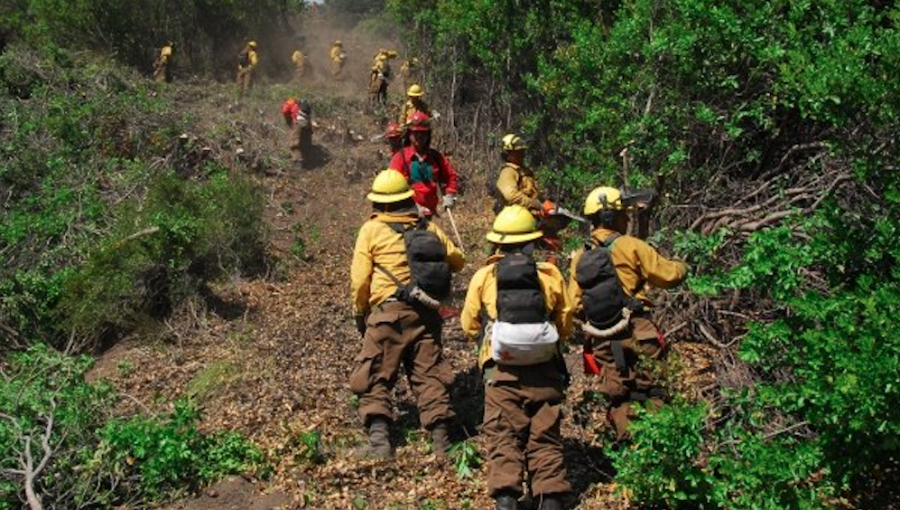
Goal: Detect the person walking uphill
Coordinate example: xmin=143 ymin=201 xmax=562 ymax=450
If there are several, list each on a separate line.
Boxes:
xmin=330 ymin=40 xmax=346 ymax=79
xmin=153 ymin=42 xmax=174 ymax=83
xmin=281 ymin=97 xmax=312 ymax=170
xmin=237 ymin=40 xmax=259 ymax=100
xmin=461 ymin=205 xmax=572 ymax=510
xmin=568 ymin=186 xmax=688 ymax=442
xmin=350 ymin=170 xmax=466 ymax=460
xmin=389 ymin=111 xmax=458 ymax=218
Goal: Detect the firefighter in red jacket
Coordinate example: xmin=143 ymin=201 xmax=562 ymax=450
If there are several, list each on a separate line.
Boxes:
xmin=281 ymin=97 xmax=312 ymax=170
xmin=388 ymin=111 xmax=458 ymax=217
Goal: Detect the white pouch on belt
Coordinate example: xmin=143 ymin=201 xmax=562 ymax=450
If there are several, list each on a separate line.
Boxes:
xmin=490 ymin=321 xmax=559 ymax=366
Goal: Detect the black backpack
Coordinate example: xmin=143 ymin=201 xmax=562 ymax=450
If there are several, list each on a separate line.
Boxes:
xmin=238 ymin=50 xmax=250 ymax=67
xmin=377 ymin=219 xmax=451 ymax=304
xmin=575 ymin=233 xmax=642 ymax=328
xmin=496 ymin=252 xmax=546 ymax=324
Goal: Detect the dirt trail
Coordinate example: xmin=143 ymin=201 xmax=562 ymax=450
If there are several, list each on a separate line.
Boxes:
xmin=90 ymin=40 xmax=716 ymax=508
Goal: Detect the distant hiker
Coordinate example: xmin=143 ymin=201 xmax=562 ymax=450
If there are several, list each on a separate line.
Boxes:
xmin=495 ymin=134 xmax=542 ymax=214
xmin=153 ymin=42 xmax=174 ymax=83
xmin=461 ymin=204 xmax=572 ymax=510
xmin=281 ymin=97 xmax=312 ymax=170
xmin=291 ymin=48 xmax=307 ymax=82
xmin=568 ymin=186 xmax=688 ymax=442
xmin=330 ymin=40 xmax=346 ymax=79
xmin=399 ymin=84 xmax=432 ymax=126
xmin=385 ymin=122 xmax=405 ymax=155
xmin=369 ymin=49 xmax=397 ymax=106
xmin=237 ymin=40 xmax=259 ymax=99
xmin=389 ymin=111 xmax=458 ymax=218
xmin=350 ymin=169 xmax=466 ymax=460
xmin=400 ymin=57 xmax=421 ymax=91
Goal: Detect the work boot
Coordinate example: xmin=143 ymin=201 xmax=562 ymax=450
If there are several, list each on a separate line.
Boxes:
xmin=430 ymin=421 xmax=451 ymax=458
xmin=364 ymin=417 xmax=392 ymax=460
xmin=494 ymin=493 xmax=518 ymax=510
xmin=536 ymin=494 xmax=564 ymax=510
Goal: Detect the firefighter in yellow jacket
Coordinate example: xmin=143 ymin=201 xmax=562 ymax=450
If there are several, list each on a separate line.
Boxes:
xmin=291 ymin=48 xmax=307 ymax=82
xmin=369 ymin=50 xmax=396 ymax=106
xmin=461 ymin=205 xmax=572 ymax=510
xmin=350 ymin=169 xmax=465 ymax=460
xmin=237 ymin=40 xmax=259 ymax=99
xmin=495 ymin=134 xmax=542 ymax=213
xmin=398 ymin=84 xmax=432 ymax=126
xmin=153 ymin=42 xmax=174 ymax=83
xmin=330 ymin=40 xmax=346 ymax=79
xmin=568 ymin=186 xmax=688 ymax=442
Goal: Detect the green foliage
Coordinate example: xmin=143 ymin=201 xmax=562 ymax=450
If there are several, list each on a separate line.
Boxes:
xmin=0 ymin=45 xmax=266 ymax=350
xmin=448 ymin=439 xmax=481 ymax=479
xmin=0 ymin=345 xmax=265 ymax=508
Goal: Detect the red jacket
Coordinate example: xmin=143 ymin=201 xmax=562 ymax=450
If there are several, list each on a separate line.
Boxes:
xmin=389 ymin=146 xmax=458 ymax=216
xmin=281 ymin=99 xmax=299 ymax=125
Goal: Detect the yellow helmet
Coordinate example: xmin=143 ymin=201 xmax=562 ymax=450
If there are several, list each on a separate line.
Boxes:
xmin=486 ymin=205 xmax=543 ymax=244
xmin=334 ymin=40 xmax=343 ymax=46
xmin=367 ymin=169 xmax=414 ymax=203
xmin=248 ymin=40 xmax=257 ymax=49
xmin=583 ymin=186 xmax=626 ymax=215
xmin=501 ymin=134 xmax=528 ymax=152
xmin=407 ymin=84 xmax=425 ymax=97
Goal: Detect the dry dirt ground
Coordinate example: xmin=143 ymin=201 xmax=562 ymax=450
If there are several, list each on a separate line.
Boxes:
xmin=88 ymin=32 xmax=717 ymax=509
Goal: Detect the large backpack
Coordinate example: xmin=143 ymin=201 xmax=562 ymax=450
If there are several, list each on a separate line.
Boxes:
xmin=376 ymin=219 xmax=451 ymax=308
xmin=238 ymin=50 xmax=250 ymax=68
xmin=575 ymin=233 xmax=643 ymax=328
xmin=490 ymin=252 xmax=559 ymax=366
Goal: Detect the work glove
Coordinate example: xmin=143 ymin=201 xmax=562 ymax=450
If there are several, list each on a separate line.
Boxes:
xmin=354 ymin=314 xmax=368 ymax=336
xmin=442 ymin=194 xmax=457 ymax=209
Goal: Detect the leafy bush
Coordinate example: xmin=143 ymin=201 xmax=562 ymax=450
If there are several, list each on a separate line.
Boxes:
xmin=0 ymin=344 xmax=265 ymax=508
xmin=0 ymin=45 xmax=266 ymax=351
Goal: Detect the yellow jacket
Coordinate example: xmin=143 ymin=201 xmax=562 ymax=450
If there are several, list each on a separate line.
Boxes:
xmin=399 ymin=98 xmax=432 ymax=125
xmin=496 ymin=162 xmax=541 ymax=209
xmin=461 ymin=253 xmax=573 ymax=368
xmin=568 ymin=227 xmax=688 ymax=312
xmin=351 ymin=212 xmax=465 ymax=315
xmin=159 ymin=45 xmax=173 ymax=62
xmin=330 ymin=45 xmax=345 ymax=63
xmin=291 ymin=50 xmax=304 ymax=64
xmin=240 ymin=48 xmax=258 ymax=69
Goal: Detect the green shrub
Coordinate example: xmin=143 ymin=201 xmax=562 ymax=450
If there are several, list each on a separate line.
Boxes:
xmin=0 ymin=344 xmax=266 ymax=508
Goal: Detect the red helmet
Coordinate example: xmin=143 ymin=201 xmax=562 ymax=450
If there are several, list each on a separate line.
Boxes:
xmin=407 ymin=111 xmax=431 ymax=132
xmin=385 ymin=122 xmax=403 ymax=139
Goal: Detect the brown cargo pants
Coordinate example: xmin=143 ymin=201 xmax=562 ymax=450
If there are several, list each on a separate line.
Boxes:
xmin=591 ymin=316 xmax=666 ymax=441
xmin=236 ymin=67 xmax=253 ymax=98
xmin=484 ymin=363 xmax=571 ymax=499
xmin=349 ymin=300 xmax=455 ymax=429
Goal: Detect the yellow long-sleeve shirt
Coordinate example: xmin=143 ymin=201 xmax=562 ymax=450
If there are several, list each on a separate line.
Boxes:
xmin=461 ymin=253 xmax=573 ymax=367
xmin=496 ymin=162 xmax=541 ymax=209
xmin=398 ymin=98 xmax=432 ymax=125
xmin=568 ymin=227 xmax=688 ymax=314
xmin=350 ymin=212 xmax=465 ymax=315
xmin=330 ymin=45 xmax=345 ymax=63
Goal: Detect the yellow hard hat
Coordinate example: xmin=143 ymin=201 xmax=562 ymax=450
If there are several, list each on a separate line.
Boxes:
xmin=334 ymin=40 xmax=343 ymax=46
xmin=486 ymin=205 xmax=543 ymax=244
xmin=367 ymin=169 xmax=414 ymax=203
xmin=501 ymin=134 xmax=528 ymax=152
xmin=407 ymin=84 xmax=425 ymax=97
xmin=583 ymin=186 xmax=626 ymax=215
xmin=248 ymin=40 xmax=257 ymax=48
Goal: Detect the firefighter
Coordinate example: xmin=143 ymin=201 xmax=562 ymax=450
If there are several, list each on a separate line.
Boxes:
xmin=388 ymin=111 xmax=458 ymax=218
xmin=398 ymin=84 xmax=432 ymax=126
xmin=237 ymin=40 xmax=259 ymax=99
xmin=385 ymin=122 xmax=405 ymax=155
xmin=400 ymin=57 xmax=421 ymax=91
xmin=291 ymin=48 xmax=307 ymax=82
xmin=568 ymin=186 xmax=688 ymax=442
xmin=350 ymin=170 xmax=466 ymax=460
xmin=495 ymin=134 xmax=542 ymax=214
xmin=330 ymin=40 xmax=346 ymax=79
xmin=281 ymin=97 xmax=312 ymax=170
xmin=369 ymin=51 xmax=396 ymax=106
xmin=153 ymin=42 xmax=174 ymax=83
xmin=461 ymin=204 xmax=572 ymax=510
